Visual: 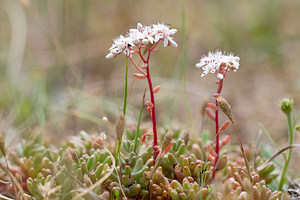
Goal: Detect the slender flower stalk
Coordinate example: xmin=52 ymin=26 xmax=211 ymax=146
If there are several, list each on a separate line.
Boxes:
xmin=196 ymin=50 xmax=240 ymax=178
xmin=278 ymin=98 xmax=294 ymax=190
xmin=133 ymin=88 xmax=146 ymax=153
xmin=123 ymin=56 xmax=128 ymax=115
xmin=106 ymin=22 xmax=177 ymax=158
xmin=214 ymin=79 xmax=223 ymax=177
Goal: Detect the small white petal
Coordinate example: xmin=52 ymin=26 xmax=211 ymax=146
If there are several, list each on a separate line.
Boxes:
xmin=137 ymin=23 xmax=143 ymax=31
xmin=163 ymin=38 xmax=168 ymax=47
xmin=111 ymin=48 xmax=122 ymax=54
xmin=169 ymin=38 xmax=178 ymax=47
xmin=170 ymin=29 xmax=177 ymax=35
xmin=106 ymin=53 xmax=116 ymax=59
xmin=201 ymin=71 xmax=209 ymax=77
xmin=195 ymin=63 xmax=202 ymax=68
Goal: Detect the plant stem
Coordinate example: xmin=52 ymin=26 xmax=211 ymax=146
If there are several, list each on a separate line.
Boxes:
xmin=134 ymin=89 xmax=146 ymax=153
xmin=212 ymin=80 xmax=223 ymax=178
xmin=146 ymin=63 xmax=158 ymax=148
xmin=114 ymin=139 xmax=120 ymax=167
xmin=278 ymin=112 xmax=293 ymax=190
xmin=123 ymin=56 xmax=128 ymax=115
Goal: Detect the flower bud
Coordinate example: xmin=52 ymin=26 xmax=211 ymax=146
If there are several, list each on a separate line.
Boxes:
xmin=153 ymin=85 xmax=161 ymax=93
xmin=216 ymin=73 xmax=224 ymax=80
xmin=146 ymin=101 xmax=153 ymax=108
xmin=116 ymin=114 xmax=125 ymax=142
xmin=217 ymin=96 xmax=233 ymax=122
xmin=207 ymin=103 xmax=217 ymax=111
xmin=182 ymin=130 xmax=190 ymax=145
xmin=102 ymin=116 xmax=108 ymax=123
xmin=280 ymin=98 xmax=293 ymax=115
xmin=205 ymin=107 xmax=216 ymax=121
xmin=152 ymin=49 xmax=160 ymax=52
xmin=161 ymin=131 xmax=174 ymax=152
xmin=219 ymin=120 xmax=230 ymax=132
xmin=133 ymin=73 xmax=147 ymax=79
xmin=296 ymin=124 xmax=300 ymax=131
xmin=141 ymin=63 xmax=148 ymax=69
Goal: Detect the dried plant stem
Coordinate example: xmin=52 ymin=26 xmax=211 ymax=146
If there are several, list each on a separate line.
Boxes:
xmin=212 ymin=79 xmax=223 ymax=178
xmin=232 ymin=121 xmax=252 ymax=182
xmin=0 ymin=162 xmax=25 ymax=200
xmin=257 ymin=144 xmax=300 ymax=171
xmin=114 ymin=168 xmax=127 ymax=200
xmin=0 ymin=194 xmax=14 ymax=200
xmin=279 ymin=112 xmax=294 ymax=191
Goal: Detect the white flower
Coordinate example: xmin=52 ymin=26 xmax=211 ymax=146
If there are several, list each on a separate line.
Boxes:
xmin=106 ymin=22 xmax=177 ymax=59
xmin=152 ymin=22 xmax=177 ymax=47
xmin=106 ymin=35 xmax=134 ymax=58
xmin=128 ymin=28 xmax=143 ymax=45
xmin=196 ymin=50 xmax=240 ymax=79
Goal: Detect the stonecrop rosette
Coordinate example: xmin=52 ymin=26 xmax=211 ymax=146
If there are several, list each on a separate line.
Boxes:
xmin=195 ymin=50 xmax=240 ymax=80
xmin=106 ymin=22 xmax=177 ymax=59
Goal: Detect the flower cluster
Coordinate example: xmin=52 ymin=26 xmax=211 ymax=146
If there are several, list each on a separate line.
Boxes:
xmin=106 ymin=22 xmax=177 ymax=59
xmin=195 ymin=50 xmax=240 ymax=80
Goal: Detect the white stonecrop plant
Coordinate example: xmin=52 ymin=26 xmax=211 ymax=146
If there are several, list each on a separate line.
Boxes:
xmin=106 ymin=22 xmax=177 ymax=59
xmin=195 ymin=50 xmax=240 ymax=80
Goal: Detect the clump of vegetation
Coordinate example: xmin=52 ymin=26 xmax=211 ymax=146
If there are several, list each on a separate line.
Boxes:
xmin=0 ymin=22 xmax=299 ymax=200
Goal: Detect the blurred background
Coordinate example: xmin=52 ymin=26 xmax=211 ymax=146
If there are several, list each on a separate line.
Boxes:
xmin=0 ymin=0 xmax=299 ymax=157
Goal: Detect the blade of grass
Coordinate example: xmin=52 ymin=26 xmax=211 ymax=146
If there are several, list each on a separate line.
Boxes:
xmin=259 ymin=124 xmax=280 ymax=150
xmin=123 ymin=56 xmax=128 ymax=115
xmin=134 ymin=88 xmax=146 ymax=153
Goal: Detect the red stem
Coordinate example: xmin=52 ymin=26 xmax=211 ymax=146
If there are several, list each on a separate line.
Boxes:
xmin=146 ymin=59 xmax=158 ymax=148
xmin=212 ymin=79 xmax=223 ymax=178
xmin=128 ymin=56 xmax=147 ymax=76
xmin=129 ymin=43 xmax=161 ymax=158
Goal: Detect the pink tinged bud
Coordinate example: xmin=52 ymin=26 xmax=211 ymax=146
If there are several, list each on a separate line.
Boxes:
xmin=219 ymin=120 xmax=230 ymax=132
xmin=163 ymin=142 xmax=173 ymax=154
xmin=152 ymin=49 xmax=160 ymax=52
xmin=205 ymin=107 xmax=215 ymax=121
xmin=141 ymin=63 xmax=148 ymax=69
xmin=222 ymin=135 xmax=230 ymax=144
xmin=208 ymin=154 xmax=215 ymax=162
xmin=153 ymin=85 xmax=161 ymax=94
xmin=216 ymin=73 xmax=224 ymax=80
xmin=141 ymin=133 xmax=153 ymax=143
xmin=220 ymin=135 xmax=231 ymax=149
xmin=147 ymin=106 xmax=152 ymax=117
xmin=213 ymin=93 xmax=220 ymax=98
xmin=206 ymin=144 xmax=217 ymax=157
xmin=133 ymin=73 xmax=147 ymax=79
xmin=207 ymin=103 xmax=217 ymax=111
xmin=146 ymin=101 xmax=153 ymax=108
xmin=105 ymin=53 xmax=116 ymax=59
